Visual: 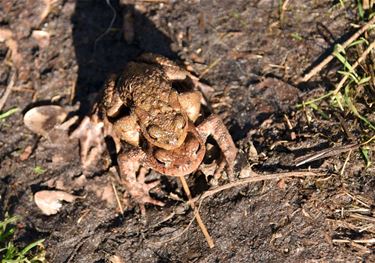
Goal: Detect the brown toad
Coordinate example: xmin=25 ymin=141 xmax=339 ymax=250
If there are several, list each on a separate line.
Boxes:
xmin=99 ymin=53 xmax=237 ymax=208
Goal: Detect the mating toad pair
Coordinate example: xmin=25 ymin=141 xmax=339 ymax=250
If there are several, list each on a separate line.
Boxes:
xmin=93 ymin=53 xmax=237 ymax=207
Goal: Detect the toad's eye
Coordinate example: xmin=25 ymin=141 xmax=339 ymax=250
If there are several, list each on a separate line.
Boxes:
xmin=173 ymin=114 xmax=185 ymax=130
xmin=147 ymin=125 xmax=164 ymax=139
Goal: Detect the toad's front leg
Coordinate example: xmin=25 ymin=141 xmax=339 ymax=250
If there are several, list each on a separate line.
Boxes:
xmin=118 ymin=147 xmax=164 ymax=214
xmin=197 ymin=114 xmax=237 ymax=180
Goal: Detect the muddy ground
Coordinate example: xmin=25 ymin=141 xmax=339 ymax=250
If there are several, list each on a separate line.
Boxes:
xmin=1 ymin=0 xmax=375 ymax=262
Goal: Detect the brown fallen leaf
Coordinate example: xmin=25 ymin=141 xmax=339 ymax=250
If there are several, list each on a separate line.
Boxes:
xmin=34 ymin=190 xmax=77 ymax=215
xmin=277 ymin=178 xmax=286 ymax=190
xmin=0 ymin=29 xmax=22 ymax=66
xmin=19 ymin=145 xmax=33 ymax=161
xmin=24 ymin=105 xmax=68 ymax=138
xmin=109 ymin=255 xmax=125 ymax=263
xmin=70 ymin=115 xmax=107 ymax=174
xmin=24 ymin=104 xmax=108 ymax=173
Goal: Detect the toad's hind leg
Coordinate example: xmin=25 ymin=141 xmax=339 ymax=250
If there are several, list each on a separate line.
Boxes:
xmin=118 ymin=148 xmax=164 ymax=215
xmin=197 ymin=114 xmax=237 ymax=180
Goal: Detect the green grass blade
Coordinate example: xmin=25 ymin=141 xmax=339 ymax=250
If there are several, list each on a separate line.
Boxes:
xmin=344 ymin=87 xmax=375 ymax=130
xmin=19 ymin=239 xmax=45 ymax=256
xmin=357 ymin=0 xmax=364 ymax=20
xmin=348 ymin=37 xmax=368 ymax=48
xmin=0 ymin=108 xmax=20 ymax=121
xmin=360 ymin=147 xmax=371 ymax=167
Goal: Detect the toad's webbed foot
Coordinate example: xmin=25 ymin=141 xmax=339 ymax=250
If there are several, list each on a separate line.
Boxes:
xmin=197 ymin=114 xmax=237 ymax=180
xmin=118 ymin=148 xmax=164 ymax=215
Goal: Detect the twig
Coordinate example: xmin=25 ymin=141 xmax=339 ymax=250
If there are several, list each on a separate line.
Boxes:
xmin=296 ymin=134 xmax=375 ymax=167
xmin=332 ymin=238 xmax=375 ymax=244
xmin=295 ymin=143 xmax=359 ymax=167
xmin=280 ymin=0 xmax=290 ymax=22
xmin=112 ymin=182 xmax=124 ymax=214
xmin=77 ymin=209 xmax=91 ymax=224
xmin=344 ymin=192 xmax=372 ymax=208
xmin=340 ymin=149 xmax=352 ymax=176
xmin=333 ymin=40 xmax=375 ymax=94
xmin=362 ymin=135 xmax=375 ymax=145
xmin=349 ymin=213 xmax=375 ymax=223
xmin=195 ymin=171 xmax=321 ymax=204
xmin=199 ymin=57 xmax=221 ymax=79
xmin=179 ymin=175 xmax=215 ymax=248
xmin=301 ymin=16 xmax=375 ymax=82
xmin=193 ymin=172 xmax=321 ymax=244
xmin=0 ymin=71 xmax=16 ymax=111
xmin=363 ymin=0 xmax=370 ymax=9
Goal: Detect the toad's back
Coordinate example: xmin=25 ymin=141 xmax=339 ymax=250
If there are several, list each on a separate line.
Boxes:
xmin=117 ymin=62 xmax=171 ymax=112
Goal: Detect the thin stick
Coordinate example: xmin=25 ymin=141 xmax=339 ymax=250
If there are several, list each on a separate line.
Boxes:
xmin=333 ymin=40 xmax=375 ymax=94
xmin=344 ymin=192 xmax=371 ymax=208
xmin=0 ymin=71 xmax=16 ymax=111
xmin=280 ymin=0 xmax=290 ymax=22
xmin=332 ymin=238 xmax=375 ymax=244
xmin=295 ymin=143 xmax=359 ymax=167
xmin=340 ymin=149 xmax=352 ymax=176
xmin=112 ymin=182 xmax=124 ymax=214
xmin=301 ymin=16 xmax=375 ymax=82
xmin=195 ymin=171 xmax=321 ymax=203
xmin=361 ymin=134 xmax=375 ymax=145
xmin=199 ymin=57 xmax=221 ymax=79
xmin=179 ymin=175 xmax=215 ymax=248
xmin=349 ymin=213 xmax=375 ymax=223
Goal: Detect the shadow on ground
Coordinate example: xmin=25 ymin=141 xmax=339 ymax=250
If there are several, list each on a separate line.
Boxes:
xmin=72 ymin=0 xmax=178 ymax=113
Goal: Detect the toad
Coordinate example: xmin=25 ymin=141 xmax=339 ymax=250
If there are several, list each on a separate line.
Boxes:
xmin=98 ymin=53 xmax=237 ymax=208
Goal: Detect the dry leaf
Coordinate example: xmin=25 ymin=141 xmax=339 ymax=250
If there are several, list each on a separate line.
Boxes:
xmin=70 ymin=116 xmax=107 ymax=173
xmin=24 ymin=105 xmax=68 ymax=137
xmin=34 ymin=190 xmax=77 ymax=215
xmin=19 ymin=145 xmax=33 ymax=161
xmin=277 ymin=179 xmax=286 ymax=190
xmin=109 ymin=255 xmax=125 ymax=263
xmin=0 ymin=29 xmax=22 ymax=65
